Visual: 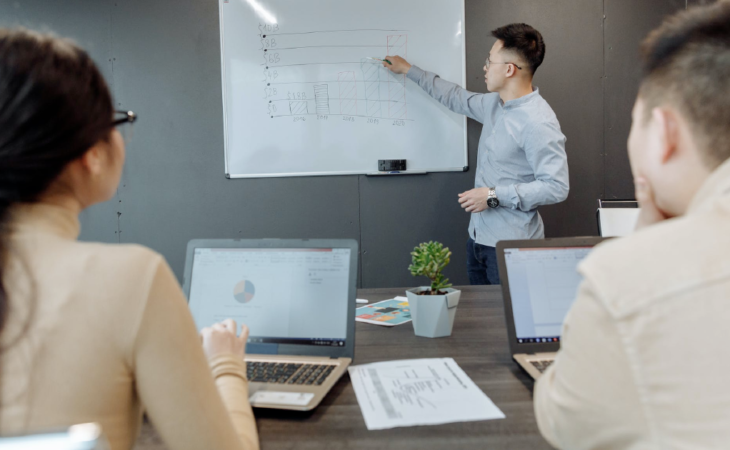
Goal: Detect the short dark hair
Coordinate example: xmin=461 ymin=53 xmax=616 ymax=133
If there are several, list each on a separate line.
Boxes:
xmin=491 ymin=23 xmax=545 ymax=75
xmin=639 ymin=2 xmax=730 ymax=169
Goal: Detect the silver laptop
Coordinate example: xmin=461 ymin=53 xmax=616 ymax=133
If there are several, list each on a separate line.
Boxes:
xmin=496 ymin=237 xmax=605 ymax=380
xmin=182 ymin=239 xmax=358 ymax=411
xmin=0 ymin=423 xmax=107 ymax=450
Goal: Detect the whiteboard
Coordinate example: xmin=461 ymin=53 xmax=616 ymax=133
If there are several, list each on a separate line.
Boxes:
xmin=219 ymin=0 xmax=466 ymax=178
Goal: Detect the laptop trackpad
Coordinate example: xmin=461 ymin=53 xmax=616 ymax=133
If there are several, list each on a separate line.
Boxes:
xmin=250 ymin=391 xmax=314 ymax=406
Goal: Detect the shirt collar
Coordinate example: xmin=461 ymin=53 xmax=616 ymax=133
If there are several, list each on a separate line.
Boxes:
xmin=687 ymin=157 xmax=730 ymax=215
xmin=501 ymin=86 xmax=539 ymax=109
xmin=9 ymin=202 xmax=81 ymax=241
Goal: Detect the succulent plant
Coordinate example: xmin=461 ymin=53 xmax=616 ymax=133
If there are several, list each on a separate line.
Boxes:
xmin=408 ymin=241 xmax=453 ymax=294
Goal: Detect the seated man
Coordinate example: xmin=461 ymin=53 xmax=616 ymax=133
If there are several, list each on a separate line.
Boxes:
xmin=534 ymin=3 xmax=730 ymax=449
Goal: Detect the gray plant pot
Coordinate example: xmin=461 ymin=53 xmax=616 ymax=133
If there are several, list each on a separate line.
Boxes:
xmin=405 ymin=287 xmax=461 ymax=338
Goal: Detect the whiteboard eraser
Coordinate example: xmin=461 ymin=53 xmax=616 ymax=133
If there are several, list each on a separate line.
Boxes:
xmin=378 ymin=159 xmax=406 ymax=171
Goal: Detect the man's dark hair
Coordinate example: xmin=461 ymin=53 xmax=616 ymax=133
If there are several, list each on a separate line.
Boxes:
xmin=639 ymin=2 xmax=730 ymax=169
xmin=491 ymin=23 xmax=545 ymax=75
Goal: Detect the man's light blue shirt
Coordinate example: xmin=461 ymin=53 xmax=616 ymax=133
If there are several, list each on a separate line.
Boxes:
xmin=407 ymin=66 xmax=570 ymax=247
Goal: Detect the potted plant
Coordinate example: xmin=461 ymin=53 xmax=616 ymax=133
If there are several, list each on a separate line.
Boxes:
xmin=405 ymin=241 xmax=461 ymax=338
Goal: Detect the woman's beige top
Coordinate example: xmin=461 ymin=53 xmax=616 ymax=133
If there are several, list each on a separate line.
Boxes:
xmin=0 ymin=203 xmax=259 ymax=450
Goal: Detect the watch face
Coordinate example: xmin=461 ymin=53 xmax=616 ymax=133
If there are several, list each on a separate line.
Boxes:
xmin=487 ymin=198 xmax=500 ymax=208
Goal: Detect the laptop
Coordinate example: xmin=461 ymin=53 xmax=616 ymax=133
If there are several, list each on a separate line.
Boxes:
xmin=182 ymin=238 xmax=358 ymax=411
xmin=496 ymin=237 xmax=606 ymax=380
xmin=0 ymin=423 xmax=106 ymax=450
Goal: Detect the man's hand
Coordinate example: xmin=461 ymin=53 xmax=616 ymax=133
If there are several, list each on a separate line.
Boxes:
xmin=634 ymin=177 xmax=669 ymax=230
xmin=383 ymin=55 xmax=411 ymax=75
xmin=458 ymin=187 xmax=490 ymax=213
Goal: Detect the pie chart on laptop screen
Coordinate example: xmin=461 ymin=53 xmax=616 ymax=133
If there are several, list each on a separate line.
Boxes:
xmin=233 ymin=280 xmax=256 ymax=303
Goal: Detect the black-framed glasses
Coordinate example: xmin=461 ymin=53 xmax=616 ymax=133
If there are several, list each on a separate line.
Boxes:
xmin=112 ymin=110 xmax=137 ymax=127
xmin=486 ymin=58 xmax=522 ymax=71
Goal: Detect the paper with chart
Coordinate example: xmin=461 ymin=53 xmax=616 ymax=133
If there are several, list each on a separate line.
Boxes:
xmin=218 ymin=0 xmax=466 ymax=177
xmin=355 ymin=296 xmax=412 ymax=326
xmin=348 ymin=358 xmax=505 ymax=430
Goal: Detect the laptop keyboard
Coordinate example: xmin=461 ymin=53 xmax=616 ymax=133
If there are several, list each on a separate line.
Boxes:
xmin=246 ymin=362 xmax=336 ymax=385
xmin=530 ymin=360 xmax=554 ymax=373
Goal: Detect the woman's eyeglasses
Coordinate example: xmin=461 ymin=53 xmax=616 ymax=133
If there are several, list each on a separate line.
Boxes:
xmin=112 ymin=110 xmax=137 ymax=127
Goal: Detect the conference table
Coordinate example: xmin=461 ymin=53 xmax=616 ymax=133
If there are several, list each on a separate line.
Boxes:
xmin=135 ymin=286 xmax=552 ymax=450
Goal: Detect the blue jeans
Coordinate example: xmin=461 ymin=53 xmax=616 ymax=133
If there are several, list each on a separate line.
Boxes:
xmin=466 ymin=238 xmax=500 ymax=285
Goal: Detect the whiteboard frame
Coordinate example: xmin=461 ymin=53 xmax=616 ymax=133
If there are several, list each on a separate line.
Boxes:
xmin=219 ymin=0 xmax=468 ymax=179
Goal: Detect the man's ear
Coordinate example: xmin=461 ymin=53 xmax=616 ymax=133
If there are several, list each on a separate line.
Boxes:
xmin=506 ymin=64 xmax=516 ymax=78
xmin=651 ymin=106 xmax=680 ymax=165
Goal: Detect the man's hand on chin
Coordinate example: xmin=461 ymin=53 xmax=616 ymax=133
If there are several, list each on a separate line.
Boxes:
xmin=634 ymin=177 xmax=671 ymax=230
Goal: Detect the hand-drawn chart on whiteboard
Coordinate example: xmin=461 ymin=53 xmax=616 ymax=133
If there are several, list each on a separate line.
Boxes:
xmin=219 ymin=0 xmax=466 ymax=178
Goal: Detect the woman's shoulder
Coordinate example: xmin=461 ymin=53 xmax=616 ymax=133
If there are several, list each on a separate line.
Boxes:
xmin=70 ymin=241 xmax=169 ymax=285
xmin=77 ymin=241 xmax=164 ymax=265
xmin=67 ymin=242 xmax=181 ymax=330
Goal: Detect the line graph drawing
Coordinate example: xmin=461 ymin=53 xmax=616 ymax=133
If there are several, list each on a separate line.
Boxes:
xmin=260 ymin=28 xmax=409 ymax=36
xmin=258 ymin=27 xmax=413 ymax=121
xmin=220 ymin=0 xmax=471 ymax=179
xmin=338 ymin=71 xmax=358 ymax=116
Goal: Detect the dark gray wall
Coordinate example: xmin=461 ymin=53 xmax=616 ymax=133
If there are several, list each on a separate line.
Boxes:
xmin=604 ymin=0 xmax=686 ymax=199
xmin=0 ymin=0 xmax=121 ymax=243
xmin=603 ymin=0 xmax=716 ymax=199
xmin=0 ymin=0 xmax=704 ymax=288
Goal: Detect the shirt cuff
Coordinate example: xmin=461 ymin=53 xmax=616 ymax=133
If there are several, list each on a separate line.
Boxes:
xmin=208 ymin=354 xmax=248 ymax=382
xmin=406 ymin=65 xmax=425 ymax=83
xmin=495 ymin=185 xmax=519 ymax=210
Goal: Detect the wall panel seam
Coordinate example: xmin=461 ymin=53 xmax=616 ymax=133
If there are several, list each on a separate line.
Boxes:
xmin=357 ymin=175 xmax=363 ymax=288
xmin=602 ymin=0 xmax=607 ymax=201
xmin=108 ymin=1 xmax=123 ymax=243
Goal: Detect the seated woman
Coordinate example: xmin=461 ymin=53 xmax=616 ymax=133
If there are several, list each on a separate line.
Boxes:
xmin=0 ymin=29 xmax=258 ymax=450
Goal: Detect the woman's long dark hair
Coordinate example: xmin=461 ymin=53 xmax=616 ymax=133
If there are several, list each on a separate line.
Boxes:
xmin=0 ymin=29 xmax=114 ymax=342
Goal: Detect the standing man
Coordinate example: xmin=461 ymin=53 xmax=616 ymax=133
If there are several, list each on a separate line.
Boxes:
xmin=384 ymin=24 xmax=569 ymax=285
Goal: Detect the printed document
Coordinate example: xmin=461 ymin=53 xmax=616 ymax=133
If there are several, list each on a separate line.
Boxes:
xmin=348 ymin=358 xmax=505 ymax=430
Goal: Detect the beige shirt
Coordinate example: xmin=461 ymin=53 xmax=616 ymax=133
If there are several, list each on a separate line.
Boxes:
xmin=534 ymin=158 xmax=730 ymax=449
xmin=0 ymin=204 xmax=259 ymax=450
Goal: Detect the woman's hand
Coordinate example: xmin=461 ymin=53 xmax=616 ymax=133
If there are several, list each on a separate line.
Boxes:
xmin=201 ymin=319 xmax=249 ymax=361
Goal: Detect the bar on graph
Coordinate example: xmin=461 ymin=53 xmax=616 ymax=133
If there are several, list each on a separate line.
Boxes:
xmin=387 ymin=34 xmax=408 ymax=58
xmin=361 ymin=59 xmax=381 ymax=118
xmin=289 ymin=101 xmax=308 ymax=115
xmin=386 ymin=35 xmax=408 ymax=119
xmin=338 ymin=72 xmax=358 ymax=116
xmin=314 ymin=84 xmax=330 ymax=115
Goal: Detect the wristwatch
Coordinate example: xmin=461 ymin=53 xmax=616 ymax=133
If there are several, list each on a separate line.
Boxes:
xmin=487 ymin=187 xmax=500 ymax=208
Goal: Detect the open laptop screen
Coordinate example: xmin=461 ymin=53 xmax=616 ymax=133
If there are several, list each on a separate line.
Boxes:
xmin=188 ymin=247 xmax=350 ymax=348
xmin=503 ymin=246 xmax=593 ymax=344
